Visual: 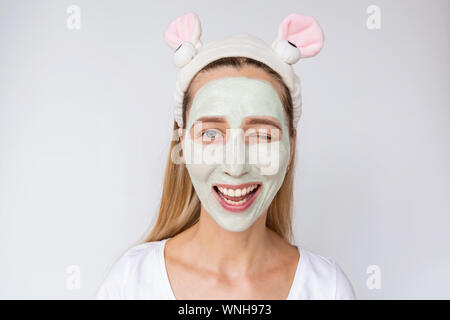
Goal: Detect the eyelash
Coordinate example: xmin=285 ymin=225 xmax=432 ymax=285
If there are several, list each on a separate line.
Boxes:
xmin=246 ymin=132 xmax=272 ymax=140
xmin=199 ymin=129 xmax=274 ymax=142
xmin=202 ymin=129 xmax=223 ymax=139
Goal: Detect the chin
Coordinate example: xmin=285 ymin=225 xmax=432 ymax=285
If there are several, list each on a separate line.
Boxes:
xmin=211 ymin=212 xmax=261 ymax=233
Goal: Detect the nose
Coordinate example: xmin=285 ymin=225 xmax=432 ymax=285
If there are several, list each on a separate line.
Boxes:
xmin=221 ymin=128 xmax=250 ymax=177
xmin=222 ymin=162 xmax=250 ymax=177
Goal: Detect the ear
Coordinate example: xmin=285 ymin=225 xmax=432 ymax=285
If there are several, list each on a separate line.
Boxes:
xmin=178 ymin=127 xmax=184 ymax=142
xmin=178 ymin=127 xmax=186 ymax=163
xmin=272 ymin=13 xmax=324 ymax=65
xmin=164 ymin=12 xmax=203 ymax=68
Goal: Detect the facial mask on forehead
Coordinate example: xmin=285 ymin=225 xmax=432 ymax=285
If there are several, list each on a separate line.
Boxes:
xmin=183 ymin=77 xmax=291 ymax=232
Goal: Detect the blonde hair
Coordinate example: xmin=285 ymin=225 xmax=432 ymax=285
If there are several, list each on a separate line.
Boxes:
xmin=142 ymin=57 xmax=296 ymax=244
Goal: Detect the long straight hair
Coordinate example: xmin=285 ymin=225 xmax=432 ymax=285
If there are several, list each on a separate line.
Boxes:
xmin=142 ymin=57 xmax=296 ymax=244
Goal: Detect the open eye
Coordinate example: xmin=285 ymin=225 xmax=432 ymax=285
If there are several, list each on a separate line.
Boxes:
xmin=202 ymin=129 xmax=223 ymax=141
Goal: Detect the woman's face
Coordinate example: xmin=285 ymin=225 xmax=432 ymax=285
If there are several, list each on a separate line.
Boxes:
xmin=181 ymin=66 xmax=295 ymax=232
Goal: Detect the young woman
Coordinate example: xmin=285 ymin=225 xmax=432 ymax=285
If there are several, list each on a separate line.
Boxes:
xmin=96 ymin=13 xmax=355 ymax=300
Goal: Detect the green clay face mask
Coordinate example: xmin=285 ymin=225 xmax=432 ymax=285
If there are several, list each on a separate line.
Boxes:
xmin=183 ymin=77 xmax=291 ymax=232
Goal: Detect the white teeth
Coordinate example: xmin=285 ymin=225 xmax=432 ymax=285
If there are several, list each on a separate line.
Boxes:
xmin=224 ymin=198 xmax=246 ymax=205
xmin=216 ymin=184 xmax=259 ymax=200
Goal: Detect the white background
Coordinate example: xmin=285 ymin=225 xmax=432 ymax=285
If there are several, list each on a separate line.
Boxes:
xmin=0 ymin=0 xmax=449 ymax=299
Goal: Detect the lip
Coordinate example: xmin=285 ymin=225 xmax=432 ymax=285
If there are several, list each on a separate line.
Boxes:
xmin=211 ymin=182 xmax=262 ymax=213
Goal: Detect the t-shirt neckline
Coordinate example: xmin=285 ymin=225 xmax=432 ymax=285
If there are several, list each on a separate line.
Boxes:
xmin=159 ymin=237 xmax=302 ymax=300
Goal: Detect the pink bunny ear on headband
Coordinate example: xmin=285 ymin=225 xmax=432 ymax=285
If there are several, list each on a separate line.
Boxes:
xmin=164 ymin=12 xmax=203 ymax=68
xmin=272 ymin=13 xmax=324 ymax=64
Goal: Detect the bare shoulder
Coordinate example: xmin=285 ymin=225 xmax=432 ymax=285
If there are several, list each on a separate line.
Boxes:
xmin=267 ymin=230 xmax=299 ymax=264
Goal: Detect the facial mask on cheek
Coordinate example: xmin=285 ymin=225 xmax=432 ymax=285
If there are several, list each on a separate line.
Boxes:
xmin=184 ymin=77 xmax=291 ymax=232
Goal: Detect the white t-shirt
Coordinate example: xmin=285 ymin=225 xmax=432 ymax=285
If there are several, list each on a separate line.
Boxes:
xmin=96 ymin=238 xmax=356 ymax=299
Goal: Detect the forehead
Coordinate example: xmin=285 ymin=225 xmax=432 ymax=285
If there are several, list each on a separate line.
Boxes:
xmin=187 ymin=77 xmax=287 ymax=129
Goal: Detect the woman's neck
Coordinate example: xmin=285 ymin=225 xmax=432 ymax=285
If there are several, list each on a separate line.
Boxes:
xmin=180 ymin=206 xmax=276 ymax=275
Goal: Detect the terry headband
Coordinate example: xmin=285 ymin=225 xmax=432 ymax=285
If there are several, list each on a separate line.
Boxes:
xmin=163 ymin=12 xmax=325 ymax=129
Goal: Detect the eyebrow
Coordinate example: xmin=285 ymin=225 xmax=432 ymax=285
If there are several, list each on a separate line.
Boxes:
xmin=244 ymin=118 xmax=282 ymax=130
xmin=194 ymin=116 xmax=227 ymax=124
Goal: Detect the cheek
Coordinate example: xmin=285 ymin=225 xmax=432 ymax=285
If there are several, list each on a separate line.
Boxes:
xmin=248 ymin=140 xmax=290 ymax=176
xmin=186 ymin=163 xmax=212 ymax=182
xmin=184 ymin=138 xmax=222 ymax=182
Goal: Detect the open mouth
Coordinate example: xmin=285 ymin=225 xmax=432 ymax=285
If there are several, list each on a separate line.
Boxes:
xmin=212 ymin=183 xmax=262 ymax=213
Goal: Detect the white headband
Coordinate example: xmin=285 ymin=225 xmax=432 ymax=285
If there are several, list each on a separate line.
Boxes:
xmin=164 ymin=12 xmax=324 ymax=128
